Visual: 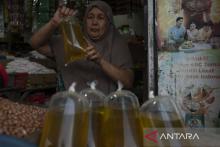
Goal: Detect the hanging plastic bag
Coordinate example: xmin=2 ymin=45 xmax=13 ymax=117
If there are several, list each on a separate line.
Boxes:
xmin=39 ymin=83 xmax=89 ymax=147
xmin=59 ymin=0 xmax=87 ymax=65
xmin=140 ymin=92 xmax=191 ymax=147
xmin=104 ymin=81 xmax=143 ymax=147
xmin=80 ymin=81 xmax=106 ymax=147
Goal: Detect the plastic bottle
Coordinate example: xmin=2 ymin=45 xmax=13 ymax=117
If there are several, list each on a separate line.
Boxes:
xmin=39 ymin=83 xmax=89 ymax=147
xmin=103 ymin=81 xmax=142 ymax=147
xmin=80 ymin=81 xmax=106 ymax=147
xmin=140 ymin=92 xmax=184 ymax=128
xmin=140 ymin=92 xmax=189 ymax=147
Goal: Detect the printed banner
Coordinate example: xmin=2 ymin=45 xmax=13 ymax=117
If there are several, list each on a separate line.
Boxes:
xmin=157 ymin=0 xmax=220 ymax=128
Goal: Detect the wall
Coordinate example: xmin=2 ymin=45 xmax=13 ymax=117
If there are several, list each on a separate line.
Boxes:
xmin=113 ymin=11 xmax=144 ymax=36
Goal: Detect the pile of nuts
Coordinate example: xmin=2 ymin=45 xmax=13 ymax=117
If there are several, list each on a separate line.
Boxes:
xmin=0 ymin=97 xmax=47 ymax=138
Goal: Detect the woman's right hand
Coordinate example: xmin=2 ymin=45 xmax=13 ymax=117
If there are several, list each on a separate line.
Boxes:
xmin=50 ymin=6 xmax=77 ymax=27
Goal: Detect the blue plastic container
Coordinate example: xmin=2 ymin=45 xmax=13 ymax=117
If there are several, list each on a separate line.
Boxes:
xmin=0 ymin=135 xmax=37 ymax=147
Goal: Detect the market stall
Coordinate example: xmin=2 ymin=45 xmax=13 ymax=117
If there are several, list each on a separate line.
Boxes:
xmin=0 ymin=0 xmax=145 ymax=146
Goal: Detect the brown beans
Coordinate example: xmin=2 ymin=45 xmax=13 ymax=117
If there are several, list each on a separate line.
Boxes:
xmin=0 ymin=97 xmax=47 ymax=138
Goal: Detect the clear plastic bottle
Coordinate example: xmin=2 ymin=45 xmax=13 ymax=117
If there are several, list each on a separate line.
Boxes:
xmin=103 ymin=82 xmax=142 ymax=147
xmin=140 ymin=94 xmax=184 ymax=128
xmin=140 ymin=92 xmax=189 ymax=147
xmin=39 ymin=83 xmax=89 ymax=147
xmin=80 ymin=81 xmax=106 ymax=147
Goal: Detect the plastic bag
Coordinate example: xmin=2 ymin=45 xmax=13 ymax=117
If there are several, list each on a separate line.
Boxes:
xmin=59 ymin=16 xmax=87 ymax=64
xmin=80 ymin=81 xmax=106 ymax=147
xmin=104 ymin=81 xmax=142 ymax=147
xmin=40 ymin=83 xmax=89 ymax=147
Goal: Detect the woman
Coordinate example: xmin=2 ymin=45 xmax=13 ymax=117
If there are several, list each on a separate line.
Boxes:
xmin=187 ymin=23 xmax=199 ymax=42
xmin=30 ymin=1 xmax=134 ymax=94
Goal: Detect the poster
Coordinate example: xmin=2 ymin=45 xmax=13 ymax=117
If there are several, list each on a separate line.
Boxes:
xmin=157 ymin=0 xmax=220 ymax=128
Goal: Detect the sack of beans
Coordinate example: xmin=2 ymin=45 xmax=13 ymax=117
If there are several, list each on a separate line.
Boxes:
xmin=0 ymin=97 xmax=47 ymax=138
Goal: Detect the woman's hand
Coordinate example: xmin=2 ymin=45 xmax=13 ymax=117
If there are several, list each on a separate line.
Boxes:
xmin=50 ymin=6 xmax=77 ymax=27
xmin=85 ymin=43 xmax=103 ymax=64
xmin=84 ymin=41 xmax=133 ymax=89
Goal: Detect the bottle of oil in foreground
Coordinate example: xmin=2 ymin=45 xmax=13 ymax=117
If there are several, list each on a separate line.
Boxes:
xmin=39 ymin=83 xmax=89 ymax=147
xmin=80 ymin=81 xmax=106 ymax=147
xmin=140 ymin=92 xmax=192 ymax=147
xmin=103 ymin=81 xmax=143 ymax=147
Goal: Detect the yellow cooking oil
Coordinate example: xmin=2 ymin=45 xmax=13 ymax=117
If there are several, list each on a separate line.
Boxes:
xmin=100 ymin=107 xmax=143 ymax=147
xmin=140 ymin=111 xmax=184 ymax=128
xmin=87 ymin=106 xmax=108 ymax=147
xmin=39 ymin=109 xmax=88 ymax=147
xmin=139 ymin=112 xmax=193 ymax=147
xmin=60 ymin=20 xmax=87 ymax=64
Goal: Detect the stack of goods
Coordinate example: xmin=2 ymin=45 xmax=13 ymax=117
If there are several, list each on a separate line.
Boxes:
xmin=0 ymin=97 xmax=47 ymax=138
xmin=6 ymin=58 xmax=56 ymax=88
xmin=6 ymin=58 xmax=55 ymax=74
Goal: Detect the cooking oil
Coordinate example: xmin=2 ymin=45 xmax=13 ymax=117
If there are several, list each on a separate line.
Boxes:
xmin=140 ymin=112 xmax=184 ymax=128
xmin=87 ymin=106 xmax=107 ymax=147
xmin=39 ymin=84 xmax=89 ymax=147
xmin=80 ymin=83 xmax=107 ymax=147
xmin=59 ymin=18 xmax=87 ymax=64
xmin=102 ymin=107 xmax=143 ymax=147
xmin=39 ymin=110 xmax=88 ymax=147
xmin=140 ymin=95 xmax=192 ymax=147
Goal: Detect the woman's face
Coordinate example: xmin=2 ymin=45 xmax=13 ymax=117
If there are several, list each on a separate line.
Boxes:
xmin=190 ymin=23 xmax=196 ymax=30
xmin=86 ymin=7 xmax=107 ymax=40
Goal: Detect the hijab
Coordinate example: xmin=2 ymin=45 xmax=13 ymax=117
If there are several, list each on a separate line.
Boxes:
xmin=83 ymin=1 xmax=119 ymax=62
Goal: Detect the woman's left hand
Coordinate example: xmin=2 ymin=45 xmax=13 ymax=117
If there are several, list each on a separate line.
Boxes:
xmin=85 ymin=44 xmax=103 ymax=64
